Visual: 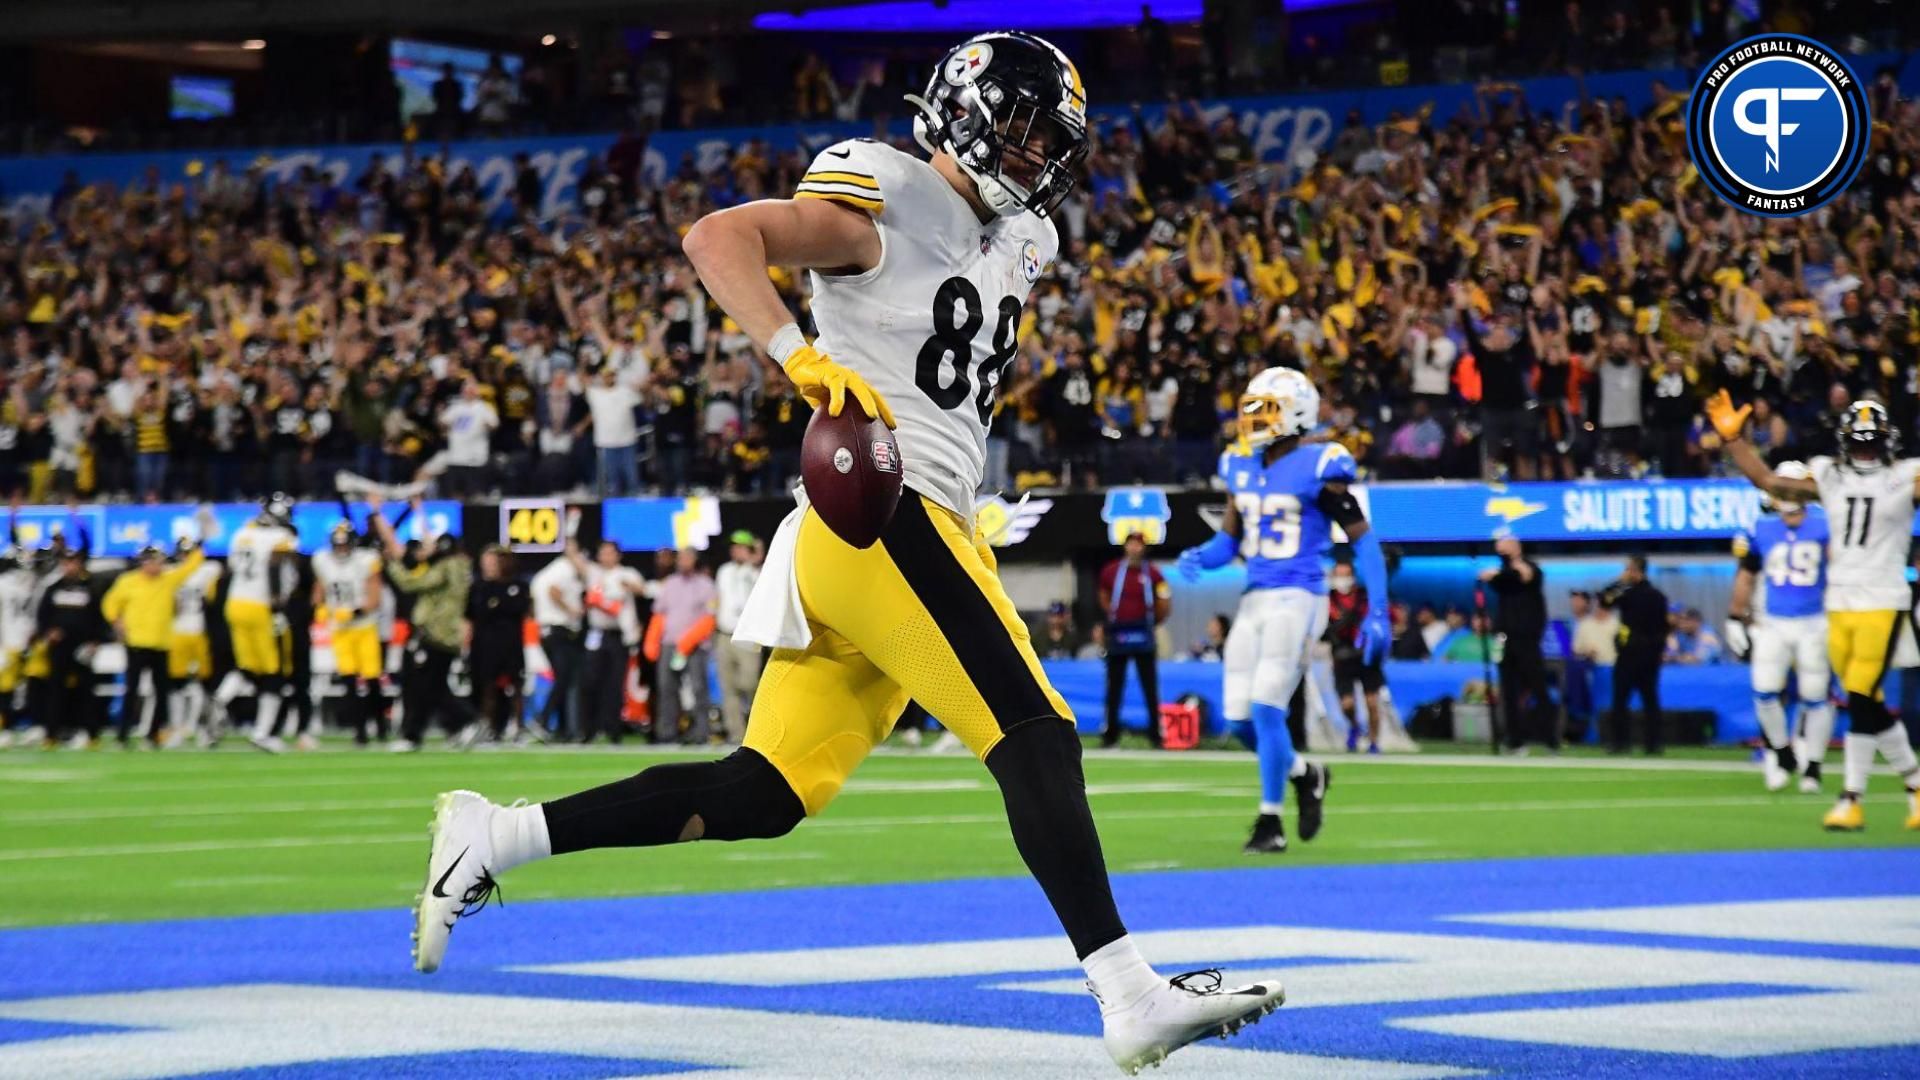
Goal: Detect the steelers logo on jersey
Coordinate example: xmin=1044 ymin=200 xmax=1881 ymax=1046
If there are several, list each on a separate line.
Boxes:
xmin=944 ymin=42 xmax=993 ymax=86
xmin=1020 ymin=238 xmax=1044 ymax=283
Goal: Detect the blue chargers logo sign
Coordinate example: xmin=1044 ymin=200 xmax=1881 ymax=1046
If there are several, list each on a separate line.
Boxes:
xmin=1102 ymin=488 xmax=1171 ymax=545
xmin=1687 ymin=33 xmax=1869 ymax=217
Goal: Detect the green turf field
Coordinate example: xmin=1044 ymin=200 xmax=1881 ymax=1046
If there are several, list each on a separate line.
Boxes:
xmin=2 ymin=743 xmax=1914 ymax=928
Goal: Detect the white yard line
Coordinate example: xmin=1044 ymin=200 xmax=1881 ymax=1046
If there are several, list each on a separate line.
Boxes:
xmin=2 ymin=792 xmax=1906 ymax=864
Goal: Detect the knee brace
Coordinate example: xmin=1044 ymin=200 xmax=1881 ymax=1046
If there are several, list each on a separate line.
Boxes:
xmin=694 ymin=749 xmax=806 ymax=841
xmin=1847 ymin=691 xmax=1893 ymax=735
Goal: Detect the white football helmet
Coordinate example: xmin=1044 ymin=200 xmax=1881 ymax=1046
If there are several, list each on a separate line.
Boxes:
xmin=1767 ymin=460 xmax=1812 ymax=513
xmin=1238 ymin=367 xmax=1320 ymax=447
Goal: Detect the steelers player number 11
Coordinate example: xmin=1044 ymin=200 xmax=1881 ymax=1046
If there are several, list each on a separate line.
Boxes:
xmin=500 ymin=498 xmax=566 ymax=553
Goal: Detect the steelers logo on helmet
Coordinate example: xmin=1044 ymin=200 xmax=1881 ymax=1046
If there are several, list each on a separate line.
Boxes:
xmin=1686 ymin=33 xmax=1869 ymax=218
xmin=1838 ymin=398 xmax=1897 ymax=470
xmin=943 ymin=41 xmax=993 ymax=86
xmin=906 ymin=31 xmax=1090 ymax=220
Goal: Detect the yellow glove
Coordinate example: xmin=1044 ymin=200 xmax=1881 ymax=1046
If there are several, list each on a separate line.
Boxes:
xmin=782 ymin=344 xmax=897 ymax=429
xmin=1704 ymin=389 xmax=1751 ymax=442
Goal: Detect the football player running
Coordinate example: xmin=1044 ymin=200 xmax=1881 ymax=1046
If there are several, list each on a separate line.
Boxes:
xmin=1176 ymin=367 xmax=1389 ymax=854
xmin=411 ymin=32 xmax=1284 ymax=1074
xmin=1725 ymin=461 xmax=1834 ymax=793
xmin=1709 ymin=391 xmax=1920 ymax=830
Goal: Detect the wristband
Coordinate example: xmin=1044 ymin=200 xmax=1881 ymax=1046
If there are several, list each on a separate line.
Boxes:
xmin=767 ymin=323 xmax=807 ymax=368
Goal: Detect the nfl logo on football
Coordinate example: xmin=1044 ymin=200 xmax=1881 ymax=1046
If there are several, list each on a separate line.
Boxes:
xmin=870 ymin=439 xmax=899 ymax=474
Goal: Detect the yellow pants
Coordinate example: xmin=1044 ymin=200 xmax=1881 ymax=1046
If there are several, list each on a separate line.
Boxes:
xmin=225 ymin=600 xmax=285 ymax=677
xmin=744 ymin=495 xmax=1072 ymax=816
xmin=168 ymin=633 xmax=211 ymax=681
xmin=332 ymin=623 xmax=384 ymax=679
xmin=1828 ymin=609 xmax=1903 ymax=699
xmin=23 ymin=641 xmax=49 ymax=680
xmin=0 ymin=648 xmax=21 ymax=694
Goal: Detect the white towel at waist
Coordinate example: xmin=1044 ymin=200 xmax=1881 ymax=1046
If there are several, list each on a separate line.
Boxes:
xmin=732 ymin=487 xmax=813 ymax=651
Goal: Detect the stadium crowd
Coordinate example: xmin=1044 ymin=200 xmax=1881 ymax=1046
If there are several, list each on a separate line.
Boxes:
xmin=1 ymin=11 xmax=1918 ymax=504
xmin=5 ymin=74 xmax=1918 ymax=501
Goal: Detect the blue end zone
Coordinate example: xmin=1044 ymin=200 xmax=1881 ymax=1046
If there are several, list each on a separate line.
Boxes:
xmin=0 ymin=848 xmax=1915 ymax=1078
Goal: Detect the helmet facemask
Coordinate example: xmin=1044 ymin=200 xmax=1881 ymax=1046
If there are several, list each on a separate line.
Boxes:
xmin=1237 ymin=393 xmax=1294 ymax=448
xmin=908 ymin=33 xmax=1088 ymax=219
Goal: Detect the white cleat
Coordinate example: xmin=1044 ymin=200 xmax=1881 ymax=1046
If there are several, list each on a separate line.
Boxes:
xmin=1098 ymin=969 xmax=1285 ymax=1075
xmin=295 ymin=733 xmax=321 ymax=752
xmin=249 ymin=734 xmax=286 ymax=754
xmin=388 ymin=738 xmax=419 ymax=753
xmin=1762 ymin=751 xmax=1790 ymax=792
xmin=1799 ymin=773 xmax=1822 ymax=794
xmin=411 ymin=789 xmax=503 ymax=974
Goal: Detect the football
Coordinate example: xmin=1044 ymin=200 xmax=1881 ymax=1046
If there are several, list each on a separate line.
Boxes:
xmin=801 ymin=402 xmax=903 ymax=549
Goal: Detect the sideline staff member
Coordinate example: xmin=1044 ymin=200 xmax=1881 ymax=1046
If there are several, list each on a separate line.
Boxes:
xmin=1097 ymin=530 xmax=1169 ymax=748
xmin=1603 ymin=554 xmax=1670 ymax=754
xmin=1480 ymin=534 xmax=1556 ymax=752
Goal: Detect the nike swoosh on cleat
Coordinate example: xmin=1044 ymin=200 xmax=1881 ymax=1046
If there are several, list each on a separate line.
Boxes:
xmin=431 ymin=847 xmax=469 ymax=899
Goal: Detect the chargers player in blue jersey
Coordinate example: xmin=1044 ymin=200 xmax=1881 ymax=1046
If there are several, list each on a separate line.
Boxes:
xmin=1724 ymin=461 xmax=1834 ymax=793
xmin=1176 ymin=367 xmax=1391 ymax=854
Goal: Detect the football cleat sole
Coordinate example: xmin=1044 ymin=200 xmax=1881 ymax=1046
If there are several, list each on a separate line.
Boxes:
xmin=1113 ymin=989 xmax=1286 ymax=1076
xmin=410 ymin=791 xmax=458 ymax=973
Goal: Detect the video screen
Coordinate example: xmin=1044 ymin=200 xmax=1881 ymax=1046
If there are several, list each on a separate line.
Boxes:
xmin=169 ymin=75 xmax=234 ymax=121
xmin=390 ymin=38 xmax=522 ymax=120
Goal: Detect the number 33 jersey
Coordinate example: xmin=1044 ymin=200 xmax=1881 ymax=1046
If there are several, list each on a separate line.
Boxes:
xmin=799 ymin=139 xmax=1056 ymax=515
xmin=1218 ymin=440 xmax=1358 ymax=595
xmin=1809 ymin=456 xmax=1920 ymax=612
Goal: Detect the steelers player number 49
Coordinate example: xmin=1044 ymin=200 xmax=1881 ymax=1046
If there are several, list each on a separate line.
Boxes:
xmin=500 ymin=498 xmax=565 ymax=553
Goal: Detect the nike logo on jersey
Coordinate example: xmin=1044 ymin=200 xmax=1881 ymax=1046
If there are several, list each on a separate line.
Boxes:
xmin=826 ymin=148 xmax=852 ymax=159
xmin=431 ymin=847 xmax=469 ymax=899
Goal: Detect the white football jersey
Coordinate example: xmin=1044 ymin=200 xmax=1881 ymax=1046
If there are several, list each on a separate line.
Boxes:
xmin=313 ymin=547 xmax=383 ymax=624
xmin=800 ymin=139 xmax=1057 ymax=516
xmin=226 ymin=521 xmax=297 ymax=606
xmin=1809 ymin=455 xmax=1920 ymax=611
xmin=171 ymin=562 xmax=222 ymax=636
xmin=0 ymin=567 xmax=37 ymax=652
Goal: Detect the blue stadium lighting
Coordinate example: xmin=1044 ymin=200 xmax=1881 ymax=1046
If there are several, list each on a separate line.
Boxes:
xmin=753 ymin=0 xmax=1202 ymax=33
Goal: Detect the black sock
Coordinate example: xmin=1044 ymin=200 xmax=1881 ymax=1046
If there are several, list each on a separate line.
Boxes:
xmin=985 ymin=719 xmax=1126 ymax=960
xmin=542 ymin=747 xmax=804 ymax=854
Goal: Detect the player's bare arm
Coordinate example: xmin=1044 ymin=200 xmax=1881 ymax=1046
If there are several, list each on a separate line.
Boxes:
xmin=681 ymin=198 xmax=880 ymax=350
xmin=683 ymin=196 xmax=895 ymax=426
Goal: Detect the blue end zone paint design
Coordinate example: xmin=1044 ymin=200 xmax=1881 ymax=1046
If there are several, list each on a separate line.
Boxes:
xmin=1 ymin=848 xmax=1916 ymax=1078
xmin=180 ymin=1052 xmax=712 ymax=1080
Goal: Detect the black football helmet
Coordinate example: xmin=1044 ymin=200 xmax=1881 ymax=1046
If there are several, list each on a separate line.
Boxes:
xmin=260 ymin=492 xmax=295 ymax=529
xmin=329 ymin=521 xmax=356 ymax=553
xmin=1839 ymin=399 xmax=1898 ymax=470
xmin=906 ymin=31 xmax=1089 ymax=219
